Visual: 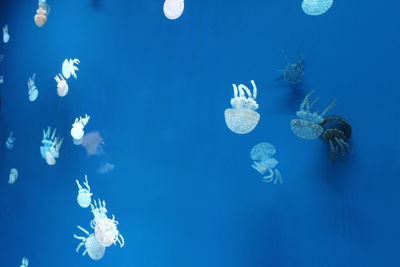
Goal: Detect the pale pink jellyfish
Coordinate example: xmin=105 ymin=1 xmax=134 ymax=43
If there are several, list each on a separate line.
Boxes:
xmin=81 ymin=132 xmax=104 ymax=156
xmin=94 ymin=215 xmax=124 ymax=247
xmin=54 ymin=73 xmax=69 ymax=97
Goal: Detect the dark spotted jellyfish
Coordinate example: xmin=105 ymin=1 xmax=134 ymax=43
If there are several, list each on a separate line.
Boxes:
xmin=302 ymin=0 xmax=333 ymax=16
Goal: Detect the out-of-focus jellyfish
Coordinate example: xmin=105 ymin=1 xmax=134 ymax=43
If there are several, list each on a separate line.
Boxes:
xmin=0 ymin=76 xmax=3 ymax=84
xmin=224 ymin=80 xmax=260 ymax=134
xmin=302 ymin=0 xmax=333 ymax=16
xmin=0 ymin=54 xmax=3 ymax=62
xmin=76 ymin=175 xmax=93 ymax=208
xmin=320 ymin=115 xmax=352 ymax=163
xmin=5 ymin=131 xmax=15 ymax=149
xmin=62 ymin=59 xmax=80 ymax=79
xmin=40 ymin=127 xmax=64 ymax=165
xmin=97 ymin=162 xmax=115 ymax=174
xmin=8 ymin=168 xmax=18 ymax=184
xmin=279 ymin=54 xmax=304 ymax=85
xmin=27 ymin=73 xmax=39 ymax=102
xmin=20 ymin=257 xmax=29 ymax=267
xmin=82 ymin=131 xmax=104 ymax=156
xmin=291 ymin=90 xmax=335 ymax=140
xmin=34 ymin=0 xmax=50 ymax=27
xmin=54 ymin=73 xmax=69 ymax=97
xmin=3 ymin=25 xmax=9 ymax=43
xmin=71 ymin=114 xmax=90 ymax=145
xmin=250 ymin=142 xmax=283 ymax=184
xmin=163 ymin=0 xmax=184 ymax=20
xmin=74 ymin=225 xmax=106 ymax=260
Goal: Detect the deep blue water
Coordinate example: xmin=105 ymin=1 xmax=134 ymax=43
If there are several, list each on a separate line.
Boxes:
xmin=1 ymin=0 xmax=399 ymax=266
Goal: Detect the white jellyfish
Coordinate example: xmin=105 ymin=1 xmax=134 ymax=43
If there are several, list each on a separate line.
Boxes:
xmin=54 ymin=73 xmax=69 ymax=97
xmin=40 ymin=127 xmax=64 ymax=165
xmin=291 ymin=91 xmax=336 ymax=140
xmin=8 ymin=168 xmax=18 ymax=184
xmin=20 ymin=257 xmax=29 ymax=267
xmin=74 ymin=225 xmax=106 ymax=260
xmin=163 ymin=0 xmax=184 ymax=20
xmin=76 ymin=175 xmax=93 ymax=208
xmin=27 ymin=73 xmax=39 ymax=102
xmin=301 ymin=0 xmax=333 ymax=16
xmin=97 ymin=162 xmax=115 ymax=174
xmin=250 ymin=142 xmax=283 ymax=184
xmin=62 ymin=59 xmax=80 ymax=79
xmin=5 ymin=131 xmax=15 ymax=149
xmin=3 ymin=25 xmax=9 ymax=43
xmin=71 ymin=114 xmax=90 ymax=144
xmin=0 ymin=76 xmax=3 ymax=84
xmin=224 ymin=80 xmax=260 ymax=134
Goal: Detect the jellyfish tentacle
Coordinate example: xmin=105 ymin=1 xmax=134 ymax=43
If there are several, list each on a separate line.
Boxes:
xmin=321 ymin=100 xmax=336 ymax=117
xmin=250 ymin=80 xmax=257 ymax=99
xmin=239 ymin=84 xmax=252 ymax=98
xmin=232 ymin=84 xmax=238 ymax=98
xmin=274 ymin=169 xmax=283 ymax=184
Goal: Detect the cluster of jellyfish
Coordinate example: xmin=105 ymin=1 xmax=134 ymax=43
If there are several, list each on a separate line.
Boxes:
xmin=54 ymin=58 xmax=80 ymax=97
xmin=74 ymin=175 xmax=124 ymax=260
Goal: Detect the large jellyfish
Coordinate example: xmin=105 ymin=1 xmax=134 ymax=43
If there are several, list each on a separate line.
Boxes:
xmin=27 ymin=73 xmax=39 ymax=102
xmin=54 ymin=73 xmax=69 ymax=97
xmin=302 ymin=0 xmax=333 ymax=16
xmin=20 ymin=257 xmax=29 ymax=267
xmin=62 ymin=59 xmax=80 ymax=79
xmin=224 ymin=80 xmax=260 ymax=134
xmin=320 ymin=115 xmax=352 ymax=163
xmin=291 ymin=91 xmax=335 ymax=140
xmin=34 ymin=0 xmax=50 ymax=27
xmin=71 ymin=114 xmax=90 ymax=145
xmin=40 ymin=127 xmax=64 ymax=165
xmin=279 ymin=54 xmax=304 ymax=85
xmin=3 ymin=25 xmax=9 ymax=43
xmin=250 ymin=142 xmax=283 ymax=184
xmin=163 ymin=0 xmax=184 ymax=20
xmin=74 ymin=225 xmax=106 ymax=260
xmin=82 ymin=131 xmax=104 ymax=156
xmin=9 ymin=168 xmax=18 ymax=184
xmin=5 ymin=131 xmax=15 ymax=149
xmin=76 ymin=175 xmax=93 ymax=208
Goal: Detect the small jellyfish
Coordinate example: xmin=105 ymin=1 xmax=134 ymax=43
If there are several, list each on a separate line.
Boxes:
xmin=0 ymin=76 xmax=3 ymax=84
xmin=3 ymin=25 xmax=9 ymax=43
xmin=20 ymin=257 xmax=29 ymax=267
xmin=40 ymin=127 xmax=64 ymax=165
xmin=71 ymin=114 xmax=90 ymax=144
xmin=279 ymin=54 xmax=304 ymax=85
xmin=5 ymin=131 xmax=15 ymax=149
xmin=82 ymin=131 xmax=104 ymax=156
xmin=97 ymin=162 xmax=115 ymax=174
xmin=163 ymin=0 xmax=185 ymax=20
xmin=34 ymin=0 xmax=50 ymax=27
xmin=54 ymin=73 xmax=69 ymax=97
xmin=74 ymin=225 xmax=106 ymax=260
xmin=250 ymin=142 xmax=283 ymax=184
xmin=224 ymin=80 xmax=260 ymax=134
xmin=302 ymin=0 xmax=333 ymax=16
xmin=0 ymin=54 xmax=4 ymax=62
xmin=27 ymin=73 xmax=39 ymax=102
xmin=62 ymin=59 xmax=80 ymax=79
xmin=320 ymin=115 xmax=352 ymax=163
xmin=9 ymin=168 xmax=18 ymax=184
xmin=291 ymin=90 xmax=335 ymax=140
xmin=90 ymin=199 xmax=109 ymax=225
xmin=76 ymin=175 xmax=93 ymax=208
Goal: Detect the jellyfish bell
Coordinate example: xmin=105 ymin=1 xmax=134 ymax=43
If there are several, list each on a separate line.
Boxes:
xmin=250 ymin=142 xmax=276 ymax=161
xmin=224 ymin=108 xmax=260 ymax=134
xmin=57 ymin=80 xmax=68 ymax=97
xmin=283 ymin=63 xmax=304 ymax=85
xmin=62 ymin=59 xmax=72 ymax=79
xmin=45 ymin=151 xmax=56 ymax=165
xmin=73 ymin=137 xmax=83 ymax=145
xmin=77 ymin=190 xmax=92 ymax=208
xmin=301 ymin=0 xmax=333 ymax=16
xmin=163 ymin=0 xmax=184 ymax=20
xmin=34 ymin=8 xmax=48 ymax=27
xmin=85 ymin=234 xmax=106 ymax=260
xmin=29 ymin=89 xmax=38 ymax=102
xmin=94 ymin=217 xmax=124 ymax=248
xmin=71 ymin=124 xmax=84 ymax=140
xmin=291 ymin=119 xmax=323 ymax=140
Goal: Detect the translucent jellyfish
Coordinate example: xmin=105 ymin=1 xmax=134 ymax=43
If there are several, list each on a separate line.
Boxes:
xmin=27 ymin=73 xmax=39 ymax=102
xmin=291 ymin=91 xmax=335 ymax=140
xmin=9 ymin=168 xmax=18 ymax=184
xmin=71 ymin=114 xmax=90 ymax=144
xmin=224 ymin=80 xmax=260 ymax=134
xmin=250 ymin=142 xmax=283 ymax=184
xmin=163 ymin=0 xmax=184 ymax=20
xmin=5 ymin=131 xmax=15 ymax=149
xmin=54 ymin=73 xmax=69 ymax=97
xmin=3 ymin=25 xmax=9 ymax=43
xmin=62 ymin=59 xmax=80 ymax=79
xmin=76 ymin=175 xmax=93 ymax=208
xmin=82 ymin=131 xmax=104 ymax=156
xmin=34 ymin=0 xmax=50 ymax=27
xmin=20 ymin=257 xmax=29 ymax=267
xmin=0 ymin=54 xmax=3 ymax=62
xmin=0 ymin=76 xmax=3 ymax=84
xmin=97 ymin=162 xmax=115 ymax=174
xmin=320 ymin=115 xmax=352 ymax=163
xmin=279 ymin=54 xmax=304 ymax=85
xmin=40 ymin=127 xmax=64 ymax=165
xmin=302 ymin=0 xmax=333 ymax=16
xmin=74 ymin=225 xmax=106 ymax=260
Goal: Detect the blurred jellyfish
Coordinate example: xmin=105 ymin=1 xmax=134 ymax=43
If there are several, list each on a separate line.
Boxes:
xmin=20 ymin=257 xmax=29 ymax=267
xmin=54 ymin=73 xmax=69 ymax=97
xmin=0 ymin=76 xmax=3 ymax=84
xmin=71 ymin=114 xmax=90 ymax=144
xmin=8 ymin=168 xmax=18 ymax=184
xmin=291 ymin=91 xmax=335 ymax=140
xmin=5 ymin=131 xmax=15 ymax=149
xmin=76 ymin=175 xmax=93 ymax=208
xmin=82 ymin=131 xmax=104 ymax=156
xmin=279 ymin=54 xmax=304 ymax=85
xmin=302 ymin=0 xmax=333 ymax=16
xmin=27 ymin=73 xmax=39 ymax=102
xmin=163 ymin=0 xmax=184 ymax=20
xmin=320 ymin=115 xmax=352 ymax=163
xmin=40 ymin=127 xmax=64 ymax=165
xmin=224 ymin=80 xmax=260 ymax=134
xmin=0 ymin=54 xmax=3 ymax=62
xmin=34 ymin=0 xmax=50 ymax=27
xmin=62 ymin=59 xmax=80 ymax=79
xmin=97 ymin=162 xmax=115 ymax=174
xmin=3 ymin=25 xmax=9 ymax=43
xmin=250 ymin=142 xmax=283 ymax=184
xmin=74 ymin=225 xmax=106 ymax=260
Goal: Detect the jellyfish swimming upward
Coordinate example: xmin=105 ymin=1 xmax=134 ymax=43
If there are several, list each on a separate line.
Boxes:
xmin=8 ymin=168 xmax=18 ymax=184
xmin=34 ymin=0 xmax=50 ymax=27
xmin=224 ymin=80 xmax=260 ymax=134
xmin=250 ymin=142 xmax=283 ymax=184
xmin=54 ymin=73 xmax=69 ymax=97
xmin=27 ymin=73 xmax=39 ymax=102
xmin=3 ymin=25 xmax=9 ymax=43
xmin=302 ymin=0 xmax=333 ymax=16
xmin=40 ymin=127 xmax=64 ymax=165
xmin=5 ymin=131 xmax=15 ymax=149
xmin=279 ymin=54 xmax=304 ymax=85
xmin=20 ymin=257 xmax=29 ymax=267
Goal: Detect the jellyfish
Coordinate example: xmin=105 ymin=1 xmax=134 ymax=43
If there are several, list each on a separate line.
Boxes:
xmin=5 ymin=131 xmax=15 ymax=149
xmin=76 ymin=175 xmax=93 ymax=208
xmin=27 ymin=73 xmax=39 ymax=102
xmin=0 ymin=76 xmax=3 ymax=84
xmin=224 ymin=80 xmax=260 ymax=134
xmin=302 ymin=0 xmax=333 ymax=16
xmin=3 ymin=25 xmax=9 ymax=43
xmin=0 ymin=54 xmax=4 ymax=62
xmin=279 ymin=54 xmax=304 ymax=85
xmin=71 ymin=114 xmax=90 ymax=144
xmin=54 ymin=73 xmax=69 ymax=97
xmin=40 ymin=127 xmax=64 ymax=165
xmin=81 ymin=131 xmax=104 ymax=156
xmin=163 ymin=0 xmax=184 ymax=20
xmin=97 ymin=162 xmax=115 ymax=174
xmin=62 ymin=59 xmax=80 ymax=79
xmin=74 ymin=225 xmax=106 ymax=260
xmin=320 ymin=115 xmax=352 ymax=163
xmin=20 ymin=257 xmax=29 ymax=267
xmin=8 ymin=168 xmax=18 ymax=184
xmin=291 ymin=91 xmax=335 ymax=140
xmin=250 ymin=142 xmax=283 ymax=184
xmin=34 ymin=0 xmax=50 ymax=27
